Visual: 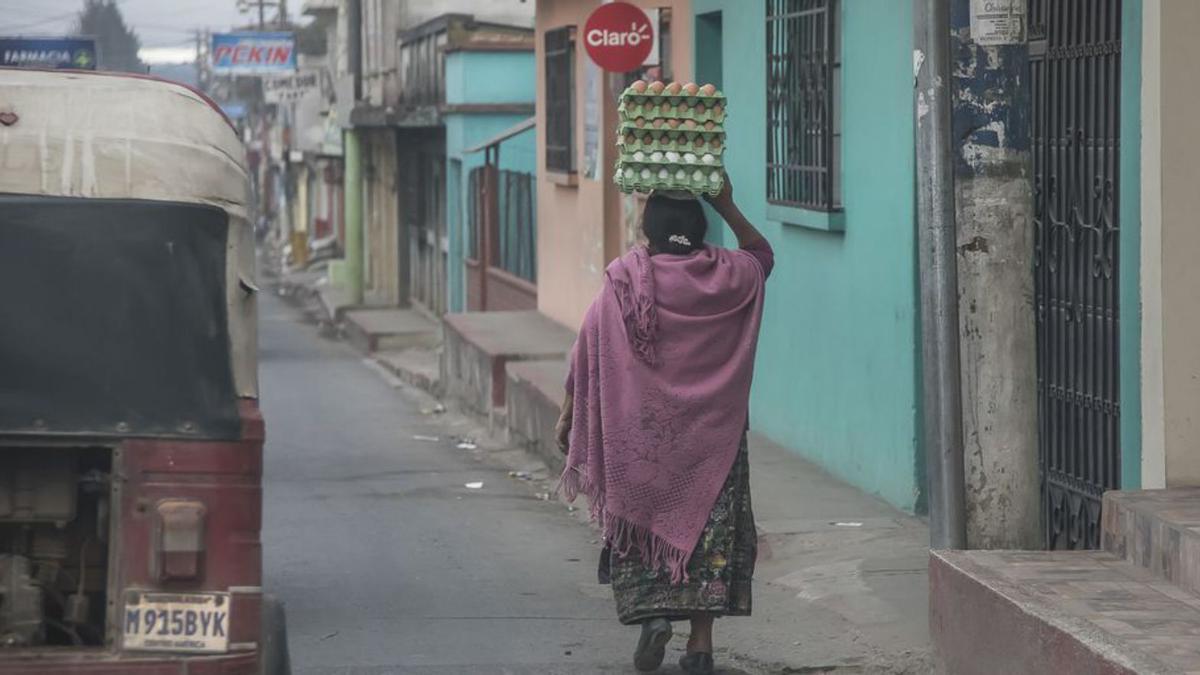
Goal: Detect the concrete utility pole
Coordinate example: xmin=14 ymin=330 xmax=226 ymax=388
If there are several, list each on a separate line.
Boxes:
xmin=949 ymin=0 xmax=1040 ymax=549
xmin=914 ymin=0 xmax=968 ymax=550
xmin=343 ymin=0 xmax=365 ymax=305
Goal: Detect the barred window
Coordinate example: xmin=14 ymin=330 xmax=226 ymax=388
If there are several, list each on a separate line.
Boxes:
xmin=545 ymin=26 xmax=576 ymax=174
xmin=766 ymin=0 xmax=842 ymax=211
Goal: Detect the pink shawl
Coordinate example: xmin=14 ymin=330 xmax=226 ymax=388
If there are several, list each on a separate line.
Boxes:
xmin=559 ymin=244 xmax=766 ymax=582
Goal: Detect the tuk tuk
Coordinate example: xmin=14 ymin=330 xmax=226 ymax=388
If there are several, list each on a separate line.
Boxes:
xmin=0 ymin=70 xmax=287 ymax=673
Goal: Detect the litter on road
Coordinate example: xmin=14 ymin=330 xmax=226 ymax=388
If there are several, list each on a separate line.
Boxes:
xmin=464 ymin=482 xmax=484 ymax=489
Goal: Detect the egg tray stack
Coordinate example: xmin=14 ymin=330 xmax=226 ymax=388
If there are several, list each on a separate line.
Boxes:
xmin=613 ymin=83 xmax=727 ymax=196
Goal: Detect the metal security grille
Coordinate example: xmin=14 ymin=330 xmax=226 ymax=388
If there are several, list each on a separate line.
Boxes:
xmin=1030 ymin=0 xmax=1122 ymax=550
xmin=545 ymin=26 xmax=575 ymax=174
xmin=766 ymin=0 xmax=840 ymax=211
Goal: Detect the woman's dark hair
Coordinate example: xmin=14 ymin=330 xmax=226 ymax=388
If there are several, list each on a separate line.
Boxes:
xmin=642 ymin=194 xmax=707 ymax=255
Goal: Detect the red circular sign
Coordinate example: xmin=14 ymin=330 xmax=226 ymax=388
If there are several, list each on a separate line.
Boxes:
xmin=583 ymin=2 xmax=654 ymax=73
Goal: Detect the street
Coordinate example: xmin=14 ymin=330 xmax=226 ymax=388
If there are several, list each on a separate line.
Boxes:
xmin=258 ymin=291 xmax=756 ymax=674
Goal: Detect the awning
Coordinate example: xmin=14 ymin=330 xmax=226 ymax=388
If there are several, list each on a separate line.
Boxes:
xmin=463 ymin=116 xmax=535 ymax=154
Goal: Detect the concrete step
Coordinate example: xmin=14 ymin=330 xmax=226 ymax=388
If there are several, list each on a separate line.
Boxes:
xmin=441 ymin=311 xmax=575 ymax=418
xmin=374 ymin=347 xmax=441 ymax=396
xmin=930 ymin=549 xmax=1200 ymax=675
xmin=1103 ymin=488 xmax=1200 ymax=595
xmin=505 ymin=359 xmax=568 ymax=474
xmin=343 ymin=308 xmax=440 ymax=354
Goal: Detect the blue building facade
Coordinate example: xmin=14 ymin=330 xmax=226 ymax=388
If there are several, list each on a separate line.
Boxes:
xmin=691 ymin=1 xmax=923 ymax=511
xmin=444 ymin=46 xmax=538 ymax=313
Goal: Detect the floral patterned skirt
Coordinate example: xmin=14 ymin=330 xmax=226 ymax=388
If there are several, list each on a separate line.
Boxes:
xmin=603 ymin=437 xmax=756 ymax=625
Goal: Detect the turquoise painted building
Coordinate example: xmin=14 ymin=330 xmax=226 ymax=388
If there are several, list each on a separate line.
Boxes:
xmin=444 ymin=45 xmax=538 ymax=313
xmin=691 ymin=1 xmax=923 ymax=510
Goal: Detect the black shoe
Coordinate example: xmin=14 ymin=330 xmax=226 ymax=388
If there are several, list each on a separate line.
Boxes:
xmin=679 ymin=651 xmax=715 ymax=675
xmin=633 ymin=618 xmax=673 ymax=671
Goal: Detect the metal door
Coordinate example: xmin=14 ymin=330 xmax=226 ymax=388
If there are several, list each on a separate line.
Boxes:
xmin=1030 ymin=0 xmax=1122 ymax=550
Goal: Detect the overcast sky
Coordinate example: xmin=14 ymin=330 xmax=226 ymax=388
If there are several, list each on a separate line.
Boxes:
xmin=0 ymin=0 xmax=297 ymax=63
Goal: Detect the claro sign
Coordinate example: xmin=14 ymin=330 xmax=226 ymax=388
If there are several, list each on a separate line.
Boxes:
xmin=583 ymin=2 xmax=655 ymax=73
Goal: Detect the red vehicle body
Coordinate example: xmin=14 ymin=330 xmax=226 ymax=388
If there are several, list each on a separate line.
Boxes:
xmin=0 ymin=70 xmax=283 ymax=674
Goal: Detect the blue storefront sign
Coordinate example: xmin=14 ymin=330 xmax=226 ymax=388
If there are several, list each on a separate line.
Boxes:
xmin=211 ymin=32 xmax=295 ymax=75
xmin=0 ymin=37 xmax=97 ymax=70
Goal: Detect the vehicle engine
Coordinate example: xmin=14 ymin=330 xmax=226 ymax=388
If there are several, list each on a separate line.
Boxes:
xmin=0 ymin=449 xmax=111 ymax=648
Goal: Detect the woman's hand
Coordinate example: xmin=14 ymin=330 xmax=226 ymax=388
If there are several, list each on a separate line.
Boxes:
xmin=555 ymin=393 xmax=574 ymax=455
xmin=704 ymin=172 xmax=734 ymax=212
xmin=555 ymin=415 xmax=571 ymax=455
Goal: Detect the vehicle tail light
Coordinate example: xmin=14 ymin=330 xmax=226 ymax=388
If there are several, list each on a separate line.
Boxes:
xmin=154 ymin=500 xmax=206 ymax=581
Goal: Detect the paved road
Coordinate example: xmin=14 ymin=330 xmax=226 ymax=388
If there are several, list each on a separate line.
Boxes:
xmin=258 ymin=291 xmax=752 ymax=674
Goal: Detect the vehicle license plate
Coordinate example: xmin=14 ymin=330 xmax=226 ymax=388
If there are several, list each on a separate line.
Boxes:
xmin=123 ymin=591 xmax=230 ymax=653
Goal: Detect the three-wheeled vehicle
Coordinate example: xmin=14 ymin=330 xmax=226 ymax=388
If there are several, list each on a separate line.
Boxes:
xmin=0 ymin=69 xmax=286 ymax=673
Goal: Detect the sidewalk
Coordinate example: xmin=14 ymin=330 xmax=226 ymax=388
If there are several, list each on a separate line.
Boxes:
xmin=270 ymin=277 xmax=933 ymax=672
xmin=406 ymin=356 xmax=931 ymax=671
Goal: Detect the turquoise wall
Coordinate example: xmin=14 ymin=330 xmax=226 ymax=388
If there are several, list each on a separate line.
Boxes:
xmin=1119 ymin=0 xmax=1142 ymax=488
xmin=692 ymin=1 xmax=922 ymax=510
xmin=445 ymin=49 xmax=537 ymax=312
xmin=446 ymin=51 xmax=537 ymax=105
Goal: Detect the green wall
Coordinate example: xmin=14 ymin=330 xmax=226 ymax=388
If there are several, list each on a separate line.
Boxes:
xmin=692 ymin=1 xmax=921 ymax=510
xmin=1119 ymin=0 xmax=1142 ymax=488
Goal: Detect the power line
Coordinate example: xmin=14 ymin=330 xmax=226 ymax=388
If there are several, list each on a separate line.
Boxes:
xmin=0 ymin=10 xmax=78 ymax=33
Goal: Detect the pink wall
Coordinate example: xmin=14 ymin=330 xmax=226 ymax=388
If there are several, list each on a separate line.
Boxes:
xmin=535 ymin=0 xmax=693 ymax=330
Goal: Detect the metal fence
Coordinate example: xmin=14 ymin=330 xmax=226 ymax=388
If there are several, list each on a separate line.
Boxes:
xmin=468 ymin=166 xmax=536 ymax=284
xmin=1031 ymin=0 xmax=1123 ymax=551
xmin=766 ymin=0 xmax=840 ymax=211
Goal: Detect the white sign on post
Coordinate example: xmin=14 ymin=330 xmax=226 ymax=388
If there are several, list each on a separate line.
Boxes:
xmin=263 ymin=70 xmax=320 ymax=104
xmin=969 ymin=0 xmax=1026 ymax=46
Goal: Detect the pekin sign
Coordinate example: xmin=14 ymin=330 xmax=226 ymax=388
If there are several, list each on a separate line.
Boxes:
xmin=210 ymin=32 xmax=296 ymax=75
xmin=582 ymin=2 xmax=654 ymax=73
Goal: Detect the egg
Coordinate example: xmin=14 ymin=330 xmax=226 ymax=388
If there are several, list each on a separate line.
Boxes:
xmin=694 ymin=138 xmax=706 ymax=150
xmin=695 ymin=103 xmax=707 ymax=115
xmin=633 ymin=152 xmax=646 ymax=162
xmin=701 ymin=153 xmax=716 ymax=164
xmin=625 ymin=133 xmax=637 ymax=146
xmin=661 ymin=101 xmax=673 ymax=114
xmin=675 ymin=169 xmax=688 ymax=180
xmin=667 ymin=119 xmax=680 ymax=129
xmin=683 ymin=153 xmax=698 ymax=163
xmin=693 ymin=170 xmax=706 ymax=182
xmin=712 ymin=104 xmax=724 ymax=118
xmin=648 ymin=81 xmax=665 ymax=94
xmin=711 ymin=139 xmax=722 ymax=150
xmin=641 ymin=168 xmax=652 ymax=180
xmin=664 ymin=151 xmax=680 ymax=162
xmin=658 ymin=168 xmax=670 ymax=180
xmin=682 ymin=82 xmax=699 ymax=96
xmin=624 ymin=167 xmax=635 ymax=179
xmin=650 ymin=151 xmax=664 ymax=162
xmin=710 ymin=171 xmax=722 ymax=183
xmin=665 ymin=82 xmax=683 ymax=95
xmin=704 ymin=121 xmax=716 ymax=131
xmin=631 ymin=80 xmax=648 ymax=93
xmin=635 ymin=117 xmax=646 ymax=128
xmin=699 ymin=84 xmax=717 ymax=96
xmin=681 ymin=119 xmax=696 ymax=130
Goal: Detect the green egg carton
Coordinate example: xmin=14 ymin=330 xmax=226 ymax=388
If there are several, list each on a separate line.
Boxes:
xmin=613 ymin=170 xmax=724 ymax=197
xmin=613 ymin=160 xmax=725 ymax=197
xmin=619 ymin=102 xmax=728 ymax=126
xmin=618 ymin=125 xmax=725 ymax=150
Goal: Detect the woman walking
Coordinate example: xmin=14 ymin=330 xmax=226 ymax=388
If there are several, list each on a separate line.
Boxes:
xmin=556 ymin=177 xmax=772 ymax=674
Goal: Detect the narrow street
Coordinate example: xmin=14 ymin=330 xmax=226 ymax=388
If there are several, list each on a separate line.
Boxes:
xmin=257 ymin=291 xmax=756 ymax=674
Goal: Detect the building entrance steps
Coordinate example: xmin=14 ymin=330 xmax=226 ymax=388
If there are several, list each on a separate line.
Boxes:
xmin=932 ymin=488 xmax=1200 ymax=675
xmin=505 ymin=359 xmax=569 ymax=473
xmin=342 ymin=308 xmax=440 ymax=353
xmin=441 ymin=311 xmax=576 ymax=420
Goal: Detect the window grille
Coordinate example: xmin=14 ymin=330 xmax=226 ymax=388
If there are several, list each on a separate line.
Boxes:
xmin=766 ymin=0 xmax=841 ymax=211
xmin=545 ymin=26 xmax=576 ymax=174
